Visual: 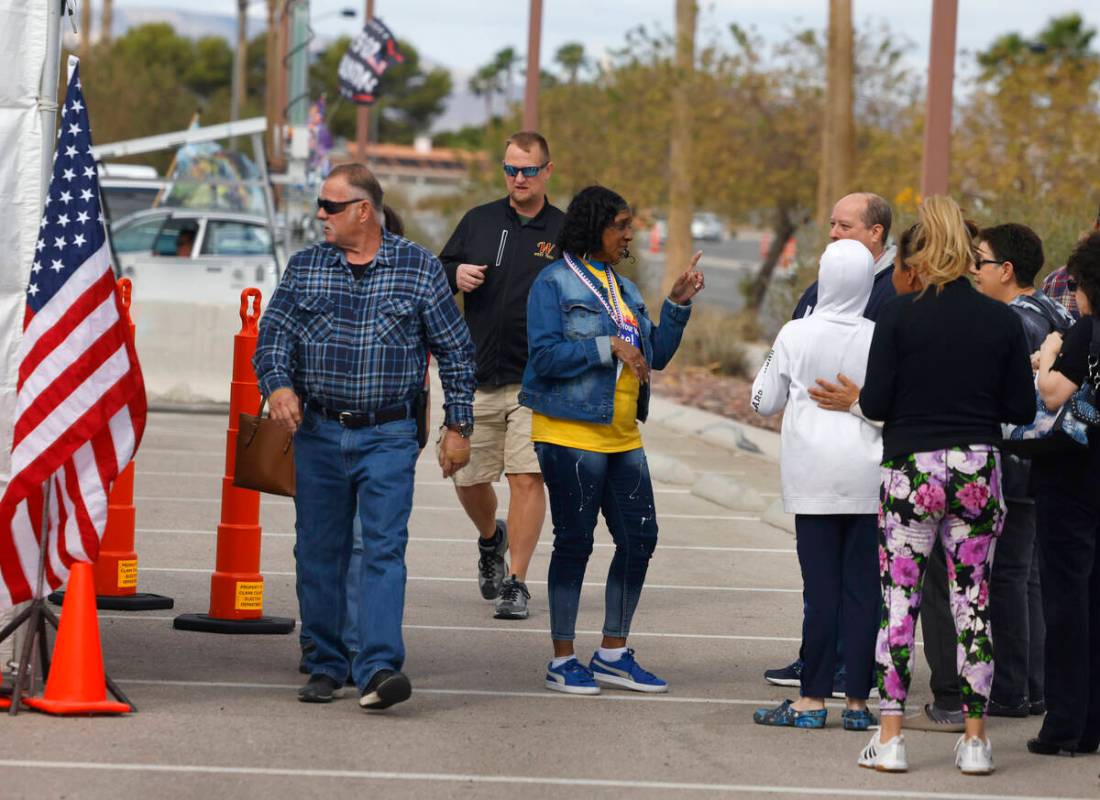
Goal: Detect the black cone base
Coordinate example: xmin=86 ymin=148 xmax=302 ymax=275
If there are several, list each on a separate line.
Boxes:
xmin=173 ymin=613 xmax=296 ymax=635
xmin=48 ymin=591 xmax=175 ymax=611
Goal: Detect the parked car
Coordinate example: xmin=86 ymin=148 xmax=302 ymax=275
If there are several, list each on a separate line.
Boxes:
xmin=691 ymin=212 xmax=725 ymax=241
xmin=111 ymin=208 xmax=282 ymax=305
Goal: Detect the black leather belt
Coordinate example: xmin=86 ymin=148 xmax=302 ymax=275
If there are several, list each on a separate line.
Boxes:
xmin=310 ymin=401 xmax=413 ymax=429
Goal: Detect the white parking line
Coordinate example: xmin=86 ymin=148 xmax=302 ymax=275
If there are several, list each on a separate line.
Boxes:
xmin=133 ymin=528 xmax=795 ymax=554
xmin=132 ymin=496 xmax=761 ymax=522
xmin=134 ymin=476 xmax=695 ymax=496
xmin=112 ymin=677 xmax=809 ymax=706
xmin=0 ymin=759 xmax=1082 ymax=799
xmin=137 ymin=567 xmax=801 ymax=593
xmin=99 ymin=615 xmax=801 ymax=642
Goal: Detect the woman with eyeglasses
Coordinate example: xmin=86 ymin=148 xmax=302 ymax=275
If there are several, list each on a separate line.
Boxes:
xmin=855 ymin=196 xmax=1034 ymax=775
xmin=519 ymin=185 xmax=704 ymax=695
xmin=1029 ymin=230 xmax=1100 ymax=757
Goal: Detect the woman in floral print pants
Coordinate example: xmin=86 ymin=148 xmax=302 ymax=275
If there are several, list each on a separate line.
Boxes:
xmin=854 ymin=198 xmax=1034 ymax=774
xmin=877 ymin=447 xmax=1004 ymax=719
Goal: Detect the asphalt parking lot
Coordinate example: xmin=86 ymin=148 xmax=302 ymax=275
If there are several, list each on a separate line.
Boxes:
xmin=0 ymin=406 xmax=1096 ymax=799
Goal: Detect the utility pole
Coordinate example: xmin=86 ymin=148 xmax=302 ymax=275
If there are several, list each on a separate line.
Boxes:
xmin=922 ymin=0 xmax=958 ymax=197
xmin=79 ymin=0 xmax=92 ymax=61
xmin=264 ymin=0 xmax=280 ymax=163
xmin=101 ymin=0 xmax=113 ymax=44
xmin=817 ymin=0 xmax=854 ymax=224
xmin=354 ymin=0 xmax=375 ymax=161
xmin=231 ymin=0 xmax=248 ymax=126
xmin=664 ymin=0 xmax=696 ymax=294
xmin=523 ymin=0 xmax=543 ymax=130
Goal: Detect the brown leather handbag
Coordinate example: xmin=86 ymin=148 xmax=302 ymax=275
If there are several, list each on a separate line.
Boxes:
xmin=233 ymin=397 xmax=296 ymax=497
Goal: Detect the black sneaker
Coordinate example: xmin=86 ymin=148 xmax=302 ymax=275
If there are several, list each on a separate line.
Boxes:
xmin=764 ymin=658 xmax=803 ymax=687
xmin=359 ymin=669 xmax=412 ymax=710
xmin=477 ymin=520 xmax=508 ymax=600
xmin=1029 ymin=698 xmax=1047 ymax=716
xmin=988 ymin=697 xmax=1030 ymax=718
xmin=494 ymin=575 xmax=530 ymax=620
xmin=297 ymin=673 xmax=344 ymax=703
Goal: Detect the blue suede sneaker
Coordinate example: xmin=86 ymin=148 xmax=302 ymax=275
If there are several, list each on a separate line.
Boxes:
xmin=589 ymin=649 xmax=669 ymax=693
xmin=842 ymin=708 xmax=878 ymax=731
xmin=545 ymin=658 xmax=600 ymax=695
xmin=753 ymin=699 xmax=827 ymax=729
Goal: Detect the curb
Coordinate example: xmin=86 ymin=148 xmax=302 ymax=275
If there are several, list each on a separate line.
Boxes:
xmin=647 ymin=396 xmax=780 ymax=463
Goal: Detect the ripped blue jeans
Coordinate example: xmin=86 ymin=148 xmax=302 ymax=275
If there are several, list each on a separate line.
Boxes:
xmin=535 ymin=443 xmax=658 ymax=641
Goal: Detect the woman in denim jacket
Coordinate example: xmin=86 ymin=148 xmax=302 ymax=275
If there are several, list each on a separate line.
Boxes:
xmin=519 ymin=185 xmax=704 ymax=695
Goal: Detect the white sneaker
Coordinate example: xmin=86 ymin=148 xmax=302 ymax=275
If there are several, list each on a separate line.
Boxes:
xmin=858 ymin=731 xmax=908 ymax=773
xmin=954 ymin=735 xmax=994 ymax=775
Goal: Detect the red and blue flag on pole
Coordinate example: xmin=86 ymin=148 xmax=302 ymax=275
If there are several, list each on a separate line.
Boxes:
xmin=0 ymin=61 xmax=146 ymax=610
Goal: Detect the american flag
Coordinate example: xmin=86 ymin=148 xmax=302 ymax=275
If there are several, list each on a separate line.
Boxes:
xmin=0 ymin=63 xmax=146 ymax=610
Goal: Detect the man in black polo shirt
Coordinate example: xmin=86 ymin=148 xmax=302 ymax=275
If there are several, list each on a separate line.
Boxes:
xmin=439 ymin=131 xmax=564 ymax=621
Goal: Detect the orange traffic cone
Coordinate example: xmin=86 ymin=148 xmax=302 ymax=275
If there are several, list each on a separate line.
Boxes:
xmin=23 ymin=562 xmax=131 ymax=715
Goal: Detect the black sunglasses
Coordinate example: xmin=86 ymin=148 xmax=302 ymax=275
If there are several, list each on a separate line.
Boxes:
xmin=502 ymin=162 xmax=548 ymax=178
xmin=317 ymin=196 xmax=368 ymax=215
xmin=1067 ymin=277 xmax=1079 ymax=292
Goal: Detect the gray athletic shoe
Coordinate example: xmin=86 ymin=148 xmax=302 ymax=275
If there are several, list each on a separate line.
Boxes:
xmin=905 ymin=702 xmax=966 ymax=733
xmin=477 ymin=520 xmax=508 ymax=600
xmin=494 ymin=575 xmax=530 ymax=619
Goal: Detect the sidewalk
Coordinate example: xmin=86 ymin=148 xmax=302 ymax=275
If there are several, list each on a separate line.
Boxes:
xmin=0 ymin=398 xmax=1093 ymax=799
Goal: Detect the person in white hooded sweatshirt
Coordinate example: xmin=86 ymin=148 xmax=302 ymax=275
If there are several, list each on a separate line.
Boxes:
xmin=750 ymin=239 xmax=883 ymax=730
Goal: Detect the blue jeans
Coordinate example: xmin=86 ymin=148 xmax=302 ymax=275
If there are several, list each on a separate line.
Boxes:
xmin=293 ymin=408 xmax=419 ymax=689
xmin=535 ymin=443 xmax=658 ymax=641
xmin=298 ymin=515 xmax=362 ymax=657
xmin=343 ymin=515 xmax=364 ymax=655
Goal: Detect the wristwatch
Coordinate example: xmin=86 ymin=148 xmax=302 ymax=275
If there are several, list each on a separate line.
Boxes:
xmin=445 ymin=422 xmax=474 ymax=438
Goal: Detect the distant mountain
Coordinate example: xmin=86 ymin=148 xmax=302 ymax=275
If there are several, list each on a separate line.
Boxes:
xmin=108 ymin=4 xmax=486 ymax=136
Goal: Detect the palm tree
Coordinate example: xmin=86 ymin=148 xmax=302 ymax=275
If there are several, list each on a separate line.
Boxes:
xmin=469 ymin=63 xmax=503 ymax=120
xmin=554 ymin=42 xmax=587 ymax=84
xmin=493 ymin=47 xmax=521 ymax=107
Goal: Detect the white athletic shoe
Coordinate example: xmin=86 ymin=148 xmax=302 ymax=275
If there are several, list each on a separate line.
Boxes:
xmin=858 ymin=731 xmax=908 ymax=773
xmin=954 ymin=735 xmax=994 ymax=775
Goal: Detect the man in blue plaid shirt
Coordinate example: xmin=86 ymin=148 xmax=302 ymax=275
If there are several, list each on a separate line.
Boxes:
xmin=254 ymin=163 xmax=476 ymax=711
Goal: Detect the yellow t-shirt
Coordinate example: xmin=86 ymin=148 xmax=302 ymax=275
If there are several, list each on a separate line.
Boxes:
xmin=532 ymin=264 xmax=643 ymax=453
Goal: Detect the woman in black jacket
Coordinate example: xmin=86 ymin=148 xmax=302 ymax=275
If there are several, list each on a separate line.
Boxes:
xmin=855 ymin=196 xmax=1034 ymax=776
xmin=1030 ymin=230 xmax=1100 ymax=756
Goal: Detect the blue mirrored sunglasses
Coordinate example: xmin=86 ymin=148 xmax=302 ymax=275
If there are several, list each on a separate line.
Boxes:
xmin=502 ymin=162 xmax=548 ymax=178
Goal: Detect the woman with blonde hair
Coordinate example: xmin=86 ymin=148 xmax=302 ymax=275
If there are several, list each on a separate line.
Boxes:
xmin=855 ymin=196 xmax=1034 ymax=774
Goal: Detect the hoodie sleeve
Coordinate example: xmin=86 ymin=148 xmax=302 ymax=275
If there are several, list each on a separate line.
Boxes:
xmin=751 ymin=329 xmax=791 ymax=417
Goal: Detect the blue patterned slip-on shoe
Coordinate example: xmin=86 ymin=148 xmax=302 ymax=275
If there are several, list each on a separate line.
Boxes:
xmin=589 ymin=649 xmax=669 ymax=693
xmin=753 ymin=699 xmax=827 ymax=729
xmin=842 ymin=708 xmax=878 ymax=731
xmin=545 ymin=658 xmax=601 ymax=695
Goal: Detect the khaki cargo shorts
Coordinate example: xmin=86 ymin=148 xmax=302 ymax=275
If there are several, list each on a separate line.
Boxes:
xmin=440 ymin=383 xmax=541 ymax=486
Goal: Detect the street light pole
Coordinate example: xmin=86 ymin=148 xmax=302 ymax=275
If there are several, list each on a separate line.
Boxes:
xmin=523 ymin=0 xmax=543 ymax=130
xmin=922 ymin=0 xmax=958 ymax=197
xmin=355 ymin=0 xmax=375 ymax=161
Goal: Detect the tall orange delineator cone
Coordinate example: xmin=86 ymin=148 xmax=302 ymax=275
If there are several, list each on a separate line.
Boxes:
xmin=173 ymin=289 xmax=295 ymax=635
xmin=23 ymin=562 xmax=132 ymax=715
xmin=49 ymin=279 xmax=174 ymax=611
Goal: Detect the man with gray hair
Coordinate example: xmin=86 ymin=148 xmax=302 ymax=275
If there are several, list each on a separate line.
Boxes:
xmin=254 ymin=162 xmax=477 ymax=711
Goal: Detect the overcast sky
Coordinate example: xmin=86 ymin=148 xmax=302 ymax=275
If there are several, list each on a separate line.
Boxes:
xmin=120 ymin=1 xmax=1099 ymax=77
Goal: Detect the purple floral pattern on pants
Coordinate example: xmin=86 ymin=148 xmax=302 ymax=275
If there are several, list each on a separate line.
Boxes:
xmin=875 ymin=446 xmax=1005 ymax=719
